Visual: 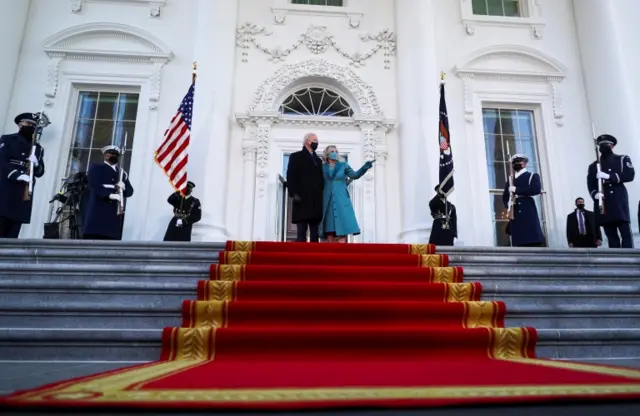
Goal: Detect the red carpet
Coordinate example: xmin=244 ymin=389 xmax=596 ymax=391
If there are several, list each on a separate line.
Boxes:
xmin=3 ymin=240 xmax=640 ymax=411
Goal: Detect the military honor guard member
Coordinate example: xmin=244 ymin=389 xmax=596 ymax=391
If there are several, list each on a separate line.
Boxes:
xmin=0 ymin=113 xmax=46 ymax=238
xmin=503 ymin=154 xmax=545 ymax=247
xmin=163 ymin=181 xmax=202 ymax=242
xmin=428 ymin=185 xmax=457 ymax=246
xmin=566 ymin=197 xmax=602 ymax=248
xmin=83 ymin=145 xmax=134 ymax=240
xmin=587 ymin=134 xmax=635 ymax=248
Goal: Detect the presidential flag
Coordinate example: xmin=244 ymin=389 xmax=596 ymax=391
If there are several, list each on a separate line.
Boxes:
xmin=437 ymin=81 xmax=454 ymax=196
xmin=155 ymin=82 xmax=194 ymax=195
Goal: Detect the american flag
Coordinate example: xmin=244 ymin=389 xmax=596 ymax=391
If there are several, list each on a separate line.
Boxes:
xmin=437 ymin=81 xmax=454 ymax=196
xmin=155 ymin=83 xmax=194 ymax=195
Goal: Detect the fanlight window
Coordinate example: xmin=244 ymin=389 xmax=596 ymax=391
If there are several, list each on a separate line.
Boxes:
xmin=279 ymin=87 xmax=354 ymax=117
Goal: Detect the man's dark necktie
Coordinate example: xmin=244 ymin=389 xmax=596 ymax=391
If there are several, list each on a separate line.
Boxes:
xmin=578 ymin=210 xmax=586 ymax=235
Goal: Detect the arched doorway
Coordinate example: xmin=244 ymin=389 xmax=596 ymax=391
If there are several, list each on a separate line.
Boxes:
xmin=235 ymin=59 xmax=394 ymax=242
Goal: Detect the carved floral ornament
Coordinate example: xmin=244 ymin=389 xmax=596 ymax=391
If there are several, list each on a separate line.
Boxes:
xmin=454 ymin=45 xmax=567 ymax=126
xmin=236 ymin=23 xmax=396 ymax=69
xmin=69 ymin=0 xmax=165 ymax=17
xmin=40 ymin=22 xmax=174 ymax=109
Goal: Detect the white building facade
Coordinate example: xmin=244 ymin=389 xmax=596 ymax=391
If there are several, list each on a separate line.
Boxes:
xmin=1 ymin=0 xmax=638 ymax=247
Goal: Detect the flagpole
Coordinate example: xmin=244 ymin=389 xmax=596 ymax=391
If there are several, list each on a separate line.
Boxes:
xmin=439 ymin=71 xmax=451 ymax=230
xmin=192 ymin=61 xmax=198 ymax=84
xmin=178 ymin=62 xmax=197 ymax=218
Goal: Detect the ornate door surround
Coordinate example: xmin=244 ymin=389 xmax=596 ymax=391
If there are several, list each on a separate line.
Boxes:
xmin=235 ymin=59 xmax=395 ymax=242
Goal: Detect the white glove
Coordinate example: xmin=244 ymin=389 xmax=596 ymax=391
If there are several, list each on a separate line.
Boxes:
xmin=596 ymin=171 xmax=610 ymax=180
xmin=594 ymin=192 xmax=604 ymax=200
xmin=17 ymin=174 xmax=30 ymax=183
xmin=116 ymin=181 xmax=126 ymax=191
xmin=176 ymin=219 xmax=183 ymax=227
xmin=508 ymin=186 xmax=516 ymax=193
xmin=28 ymin=154 xmax=39 ymax=167
xmin=109 ymin=194 xmax=122 ymax=202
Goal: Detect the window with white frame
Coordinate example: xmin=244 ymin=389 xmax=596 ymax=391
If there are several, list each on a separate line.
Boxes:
xmin=482 ymin=107 xmax=547 ymax=247
xmin=291 ymin=0 xmax=344 ymax=6
xmin=66 ymin=90 xmax=139 ymax=177
xmin=279 ymin=87 xmax=354 ymax=117
xmin=472 ymin=0 xmax=523 ymax=17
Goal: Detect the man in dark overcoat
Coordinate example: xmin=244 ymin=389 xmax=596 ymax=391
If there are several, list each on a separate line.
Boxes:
xmin=428 ymin=185 xmax=457 ymax=246
xmin=286 ymin=132 xmax=324 ymax=242
xmin=0 ymin=113 xmax=45 ymax=238
xmin=163 ymin=181 xmax=202 ymax=242
xmin=566 ymin=197 xmax=602 ymax=248
xmin=502 ymin=153 xmax=545 ymax=247
xmin=587 ymin=134 xmax=635 ymax=248
xmin=83 ymin=145 xmax=134 ymax=240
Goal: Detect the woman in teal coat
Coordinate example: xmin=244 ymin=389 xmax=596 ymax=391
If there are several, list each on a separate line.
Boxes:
xmin=319 ymin=145 xmax=374 ymax=242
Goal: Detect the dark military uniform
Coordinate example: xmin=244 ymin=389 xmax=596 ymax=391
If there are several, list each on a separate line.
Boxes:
xmin=163 ymin=182 xmax=202 ymax=242
xmin=502 ymin=154 xmax=545 ymax=247
xmin=428 ymin=186 xmax=457 ymax=246
xmin=587 ymin=134 xmax=635 ymax=248
xmin=83 ymin=146 xmax=134 ymax=240
xmin=0 ymin=113 xmax=45 ymax=238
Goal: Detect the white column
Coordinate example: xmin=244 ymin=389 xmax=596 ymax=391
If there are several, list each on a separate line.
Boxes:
xmin=190 ymin=0 xmax=238 ymax=241
xmin=394 ymin=0 xmax=439 ymax=243
xmin=251 ymin=122 xmax=273 ymax=240
xmin=240 ymin=140 xmax=257 ymax=238
xmin=374 ymin=147 xmax=389 ymax=242
xmin=573 ymin=0 xmax=640 ymax=242
xmin=0 ymin=0 xmax=30 ymax=131
xmin=360 ymin=126 xmax=377 ymax=242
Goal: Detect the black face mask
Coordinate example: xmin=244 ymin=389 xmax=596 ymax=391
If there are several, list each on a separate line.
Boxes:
xmin=599 ymin=145 xmax=612 ymax=155
xmin=512 ymin=163 xmax=524 ymax=172
xmin=576 ymin=204 xmax=585 ymax=210
xmin=107 ymin=155 xmax=119 ymax=164
xmin=19 ymin=126 xmax=35 ymax=138
xmin=310 ymin=142 xmax=318 ymax=151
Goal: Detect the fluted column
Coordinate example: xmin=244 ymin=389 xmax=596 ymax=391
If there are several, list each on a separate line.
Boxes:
xmin=394 ymin=0 xmax=439 ymax=243
xmin=240 ymin=141 xmax=257 ymax=238
xmin=573 ymin=0 xmax=640 ymax=241
xmin=190 ymin=0 xmax=238 ymax=241
xmin=0 ymin=0 xmax=30 ymax=131
xmin=374 ymin=148 xmax=389 ymax=242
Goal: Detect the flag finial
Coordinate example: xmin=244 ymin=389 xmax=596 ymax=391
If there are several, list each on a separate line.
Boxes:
xmin=192 ymin=61 xmax=198 ymax=84
xmin=440 ymin=71 xmax=446 ymax=83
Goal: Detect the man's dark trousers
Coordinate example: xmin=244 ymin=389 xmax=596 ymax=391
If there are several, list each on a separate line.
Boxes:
xmin=603 ymin=222 xmax=634 ymax=248
xmin=296 ymin=221 xmax=319 ymax=243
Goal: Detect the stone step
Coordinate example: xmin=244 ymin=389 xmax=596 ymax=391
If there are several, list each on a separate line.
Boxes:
xmin=2 ymin=300 xmax=640 ymax=330
xmin=1 ymin=327 xmax=637 ymax=362
xmin=2 ymin=250 xmax=639 ymax=268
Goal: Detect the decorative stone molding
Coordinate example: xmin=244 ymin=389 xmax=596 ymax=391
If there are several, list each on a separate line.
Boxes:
xmin=246 ymin=59 xmax=384 ymax=117
xmin=242 ymin=141 xmax=257 ymax=162
xmin=454 ymin=45 xmax=567 ymax=125
xmin=270 ymin=0 xmax=363 ymax=28
xmin=460 ymin=0 xmax=545 ymax=40
xmin=236 ymin=23 xmax=395 ymax=69
xmin=69 ymin=0 xmax=165 ymax=17
xmin=41 ymin=22 xmax=174 ymax=109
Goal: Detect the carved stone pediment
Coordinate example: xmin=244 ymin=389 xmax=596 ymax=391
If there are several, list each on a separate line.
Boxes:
xmin=455 ymin=45 xmax=567 ymax=125
xmin=455 ymin=45 xmax=567 ymax=81
xmin=40 ymin=22 xmax=174 ymax=108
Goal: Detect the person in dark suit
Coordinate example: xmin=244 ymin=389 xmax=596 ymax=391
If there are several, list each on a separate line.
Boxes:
xmin=0 ymin=113 xmax=45 ymax=238
xmin=163 ymin=181 xmax=202 ymax=242
xmin=587 ymin=134 xmax=635 ymax=248
xmin=286 ymin=132 xmax=324 ymax=242
xmin=566 ymin=197 xmax=602 ymax=248
xmin=83 ymin=145 xmax=134 ymax=240
xmin=503 ymin=153 xmax=545 ymax=247
xmin=428 ymin=185 xmax=457 ymax=246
